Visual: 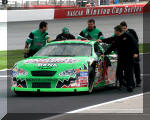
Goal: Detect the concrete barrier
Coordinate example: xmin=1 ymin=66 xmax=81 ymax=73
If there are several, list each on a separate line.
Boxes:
xmin=7 ymin=9 xmax=54 ymax=22
xmin=1 ymin=3 xmax=148 ymax=22
xmin=0 ymin=10 xmax=7 ymax=22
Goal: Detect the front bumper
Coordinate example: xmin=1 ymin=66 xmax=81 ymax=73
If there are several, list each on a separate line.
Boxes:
xmin=11 ymin=87 xmax=89 ymax=92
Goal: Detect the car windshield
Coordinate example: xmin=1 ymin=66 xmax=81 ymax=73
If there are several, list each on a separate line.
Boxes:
xmin=35 ymin=43 xmax=92 ymax=57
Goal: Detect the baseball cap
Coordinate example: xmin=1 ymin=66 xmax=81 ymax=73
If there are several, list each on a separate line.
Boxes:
xmin=62 ymin=27 xmax=69 ymax=34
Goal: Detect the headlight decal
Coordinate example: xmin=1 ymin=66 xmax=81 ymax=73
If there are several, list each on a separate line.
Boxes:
xmin=12 ymin=68 xmax=28 ymax=77
xmin=11 ymin=78 xmax=27 ymax=88
xmin=59 ymin=69 xmax=76 ymax=76
xmin=56 ymin=64 xmax=89 ymax=88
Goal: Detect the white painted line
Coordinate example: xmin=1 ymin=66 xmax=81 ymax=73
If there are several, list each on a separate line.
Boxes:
xmin=41 ymin=93 xmax=143 ymax=120
xmin=0 ymin=69 xmax=11 ymax=72
xmin=140 ymin=52 xmax=150 ymax=55
xmin=0 ymin=69 xmax=6 ymax=71
xmin=141 ymin=74 xmax=150 ymax=76
xmin=67 ymin=93 xmax=143 ymax=113
xmin=0 ymin=76 xmax=7 ymax=78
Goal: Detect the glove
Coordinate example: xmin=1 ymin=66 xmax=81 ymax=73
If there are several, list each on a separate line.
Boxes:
xmin=24 ymin=48 xmax=29 ymax=58
xmin=24 ymin=48 xmax=29 ymax=54
xmin=24 ymin=53 xmax=28 ymax=58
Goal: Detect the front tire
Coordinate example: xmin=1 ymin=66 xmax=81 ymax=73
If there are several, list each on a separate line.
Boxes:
xmin=88 ymin=70 xmax=95 ymax=94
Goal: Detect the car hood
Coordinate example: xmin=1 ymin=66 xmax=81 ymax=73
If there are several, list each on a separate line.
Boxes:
xmin=15 ymin=56 xmax=95 ymax=71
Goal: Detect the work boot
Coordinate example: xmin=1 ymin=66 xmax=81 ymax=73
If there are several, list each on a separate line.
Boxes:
xmin=118 ymin=85 xmax=124 ymax=91
xmin=127 ymin=86 xmax=133 ymax=92
xmin=136 ymin=82 xmax=141 ymax=87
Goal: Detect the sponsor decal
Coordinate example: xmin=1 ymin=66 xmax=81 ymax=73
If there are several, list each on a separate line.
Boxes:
xmin=59 ymin=69 xmax=76 ymax=76
xmin=36 ymin=63 xmax=57 ymax=69
xmin=26 ymin=78 xmax=53 ymax=82
xmin=54 ymin=4 xmax=145 ymax=19
xmin=12 ymin=70 xmax=17 ymax=77
xmin=95 ymin=61 xmax=105 ymax=86
xmin=67 ymin=10 xmax=84 ymax=16
xmin=80 ymin=71 xmax=88 ymax=77
xmin=79 ymin=77 xmax=88 ymax=87
xmin=37 ymin=63 xmax=57 ymax=67
xmin=75 ymin=69 xmax=80 ymax=73
xmin=24 ymin=58 xmax=80 ymax=64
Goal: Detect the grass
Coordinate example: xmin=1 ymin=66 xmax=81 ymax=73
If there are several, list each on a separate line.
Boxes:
xmin=0 ymin=43 xmax=149 ymax=70
xmin=141 ymin=43 xmax=150 ymax=53
xmin=0 ymin=51 xmax=7 ymax=70
xmin=0 ymin=49 xmax=24 ymax=70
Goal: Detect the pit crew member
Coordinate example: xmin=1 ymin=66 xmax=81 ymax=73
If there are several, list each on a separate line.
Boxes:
xmin=24 ymin=21 xmax=51 ymax=58
xmin=99 ymin=25 xmax=139 ymax=92
xmin=120 ymin=21 xmax=141 ymax=87
xmin=56 ymin=27 xmax=75 ymax=41
xmin=77 ymin=19 xmax=104 ymax=41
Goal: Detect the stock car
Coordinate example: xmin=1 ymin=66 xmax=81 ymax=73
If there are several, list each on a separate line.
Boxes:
xmin=11 ymin=40 xmax=118 ymax=95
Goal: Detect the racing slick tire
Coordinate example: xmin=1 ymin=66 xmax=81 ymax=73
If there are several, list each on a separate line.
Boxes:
xmin=88 ymin=70 xmax=95 ymax=94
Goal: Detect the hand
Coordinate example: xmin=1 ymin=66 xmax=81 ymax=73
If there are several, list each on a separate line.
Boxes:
xmin=101 ymin=54 xmax=105 ymax=58
xmin=81 ymin=38 xmax=87 ymax=40
xmin=47 ymin=38 xmax=52 ymax=43
xmin=24 ymin=53 xmax=28 ymax=58
xmin=133 ymin=54 xmax=138 ymax=58
xmin=96 ymin=39 xmax=102 ymax=43
xmin=24 ymin=48 xmax=29 ymax=54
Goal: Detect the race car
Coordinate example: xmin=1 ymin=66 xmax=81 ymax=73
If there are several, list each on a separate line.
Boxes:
xmin=11 ymin=40 xmax=118 ymax=95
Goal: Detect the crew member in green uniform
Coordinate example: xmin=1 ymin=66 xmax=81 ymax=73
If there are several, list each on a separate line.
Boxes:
xmin=24 ymin=21 xmax=51 ymax=58
xmin=77 ymin=19 xmax=104 ymax=41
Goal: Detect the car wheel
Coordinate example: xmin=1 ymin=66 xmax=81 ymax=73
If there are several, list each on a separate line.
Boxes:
xmin=88 ymin=70 xmax=95 ymax=94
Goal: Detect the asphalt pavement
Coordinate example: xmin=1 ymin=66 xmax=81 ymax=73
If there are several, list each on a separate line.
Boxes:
xmin=0 ymin=53 xmax=148 ymax=120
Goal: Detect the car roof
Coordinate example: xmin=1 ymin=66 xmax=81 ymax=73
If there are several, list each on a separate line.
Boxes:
xmin=47 ymin=39 xmax=96 ymax=45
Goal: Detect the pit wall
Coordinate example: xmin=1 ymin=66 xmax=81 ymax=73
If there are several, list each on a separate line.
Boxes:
xmin=0 ymin=3 xmax=148 ymax=22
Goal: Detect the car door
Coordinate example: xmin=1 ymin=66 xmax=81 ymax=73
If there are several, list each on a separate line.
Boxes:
xmin=94 ymin=43 xmax=117 ymax=87
xmin=100 ymin=43 xmax=118 ymax=85
xmin=94 ymin=43 xmax=106 ymax=87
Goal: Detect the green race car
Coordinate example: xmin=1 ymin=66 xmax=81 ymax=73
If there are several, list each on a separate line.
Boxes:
xmin=11 ymin=40 xmax=118 ymax=94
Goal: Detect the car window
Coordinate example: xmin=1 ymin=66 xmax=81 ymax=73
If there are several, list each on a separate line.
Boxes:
xmin=35 ymin=43 xmax=92 ymax=57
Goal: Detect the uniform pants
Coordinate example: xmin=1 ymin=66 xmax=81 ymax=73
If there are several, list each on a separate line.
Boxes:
xmin=116 ymin=61 xmax=135 ymax=88
xmin=134 ymin=61 xmax=141 ymax=84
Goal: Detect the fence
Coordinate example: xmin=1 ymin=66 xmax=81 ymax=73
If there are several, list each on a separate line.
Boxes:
xmin=0 ymin=0 xmax=149 ymax=10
